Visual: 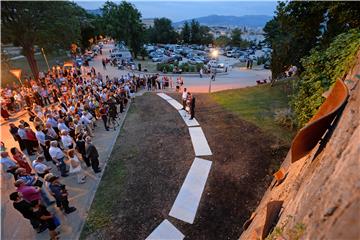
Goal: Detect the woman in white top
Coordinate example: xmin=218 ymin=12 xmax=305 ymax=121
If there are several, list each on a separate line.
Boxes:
xmin=60 ymin=130 xmax=75 ymax=150
xmin=67 ymin=149 xmax=85 ymax=184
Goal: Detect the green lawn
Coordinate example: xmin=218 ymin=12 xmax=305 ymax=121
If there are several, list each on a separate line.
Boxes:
xmin=1 ymin=52 xmax=70 ymax=86
xmin=211 ymin=80 xmax=297 ymax=143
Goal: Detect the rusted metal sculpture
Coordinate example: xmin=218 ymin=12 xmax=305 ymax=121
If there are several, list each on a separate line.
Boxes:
xmin=291 ymin=79 xmax=349 ymax=163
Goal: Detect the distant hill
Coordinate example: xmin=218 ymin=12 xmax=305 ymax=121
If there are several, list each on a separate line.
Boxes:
xmin=87 ymin=9 xmax=102 ymax=16
xmin=174 ymin=15 xmax=272 ymax=28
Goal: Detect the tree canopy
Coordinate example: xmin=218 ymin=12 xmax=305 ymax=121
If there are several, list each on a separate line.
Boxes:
xmin=101 ymin=1 xmax=144 ymax=57
xmin=264 ymin=1 xmax=360 ymax=78
xmin=147 ymin=18 xmax=178 ymax=44
xmin=1 ymin=1 xmax=97 ymax=78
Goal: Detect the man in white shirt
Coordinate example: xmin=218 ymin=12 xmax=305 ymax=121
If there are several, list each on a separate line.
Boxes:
xmin=49 ymin=141 xmax=68 ymax=177
xmin=60 ymin=130 xmax=75 ymax=150
xmin=57 ymin=119 xmax=70 ymax=132
xmin=35 ymin=126 xmax=46 ymax=150
xmin=45 ymin=123 xmax=58 ymax=140
xmin=182 ymin=88 xmax=188 ymax=110
xmin=80 ymin=113 xmax=94 ymax=136
xmin=32 ymin=156 xmax=51 ymax=178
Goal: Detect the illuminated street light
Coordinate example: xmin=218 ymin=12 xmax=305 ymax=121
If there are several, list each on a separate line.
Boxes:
xmin=211 ymin=49 xmax=219 ymax=59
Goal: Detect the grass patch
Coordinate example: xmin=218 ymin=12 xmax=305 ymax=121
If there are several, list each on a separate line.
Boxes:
xmin=134 ymin=57 xmax=157 ymax=73
xmin=211 ymin=80 xmax=297 ymax=143
xmin=1 ymin=52 xmax=70 ymax=86
xmin=80 ymin=104 xmax=139 ymax=239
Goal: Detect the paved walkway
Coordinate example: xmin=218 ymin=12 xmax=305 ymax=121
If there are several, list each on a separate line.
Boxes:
xmin=0 ymin=43 xmax=131 ymax=240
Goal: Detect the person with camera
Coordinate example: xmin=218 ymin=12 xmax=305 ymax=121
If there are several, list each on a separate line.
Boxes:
xmin=45 ymin=173 xmax=76 ymax=214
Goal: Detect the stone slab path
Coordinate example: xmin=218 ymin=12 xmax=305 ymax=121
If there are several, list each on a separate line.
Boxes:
xmin=188 ymin=127 xmax=213 ymax=156
xmin=178 ymin=110 xmax=200 ymax=127
xmin=145 ymin=219 xmax=184 ymax=240
xmin=169 ymin=158 xmax=212 ymax=224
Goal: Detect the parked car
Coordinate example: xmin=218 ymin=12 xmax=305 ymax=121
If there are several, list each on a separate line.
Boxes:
xmin=152 ymin=56 xmax=163 ymax=62
xmin=189 ymin=57 xmax=203 ymax=65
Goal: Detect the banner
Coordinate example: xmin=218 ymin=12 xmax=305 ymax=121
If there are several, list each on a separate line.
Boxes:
xmin=9 ymin=69 xmax=22 ymax=80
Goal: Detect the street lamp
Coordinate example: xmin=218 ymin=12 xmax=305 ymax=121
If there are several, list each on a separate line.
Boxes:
xmin=41 ymin=48 xmax=50 ymax=71
xmin=209 ymin=49 xmax=219 ymax=93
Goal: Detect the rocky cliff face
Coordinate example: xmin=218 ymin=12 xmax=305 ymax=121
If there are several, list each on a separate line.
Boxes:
xmin=240 ymin=54 xmax=360 ymax=240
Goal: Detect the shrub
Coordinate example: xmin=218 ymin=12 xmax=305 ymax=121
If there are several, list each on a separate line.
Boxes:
xmin=180 ymin=63 xmax=189 ymax=72
xmin=291 ymin=29 xmax=360 ymax=127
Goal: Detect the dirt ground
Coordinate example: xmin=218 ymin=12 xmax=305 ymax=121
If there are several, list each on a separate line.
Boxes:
xmin=84 ymin=92 xmax=288 ymax=240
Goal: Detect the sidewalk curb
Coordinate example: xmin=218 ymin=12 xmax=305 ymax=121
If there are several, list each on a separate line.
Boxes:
xmin=74 ymin=101 xmax=132 ymax=240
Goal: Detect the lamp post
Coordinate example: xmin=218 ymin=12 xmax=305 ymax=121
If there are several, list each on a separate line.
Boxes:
xmin=209 ymin=49 xmax=219 ymax=93
xmin=41 ymin=48 xmax=50 ymax=71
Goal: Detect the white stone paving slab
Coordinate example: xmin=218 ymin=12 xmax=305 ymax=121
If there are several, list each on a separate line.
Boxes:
xmin=146 ymin=219 xmax=184 ymax=240
xmin=178 ymin=109 xmax=199 ymax=127
xmin=188 ymin=127 xmax=213 ymax=156
xmin=167 ymin=99 xmax=183 ymax=110
xmin=157 ymin=93 xmax=174 ymax=101
xmin=169 ymin=158 xmax=212 ymax=224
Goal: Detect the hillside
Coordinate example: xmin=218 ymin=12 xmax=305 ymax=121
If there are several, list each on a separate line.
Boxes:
xmin=174 ymin=15 xmax=272 ymax=27
xmin=239 ymin=53 xmax=360 ymax=240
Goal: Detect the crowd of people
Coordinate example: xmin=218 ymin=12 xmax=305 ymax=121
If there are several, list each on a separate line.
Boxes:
xmin=0 ymin=61 xmax=148 ymax=239
xmin=0 ymin=42 xmax=194 ymax=239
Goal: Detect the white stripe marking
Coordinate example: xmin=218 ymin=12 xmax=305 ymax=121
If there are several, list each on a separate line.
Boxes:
xmin=169 ymin=158 xmax=212 ymax=224
xmin=146 ymin=219 xmax=184 ymax=240
xmin=188 ymin=127 xmax=212 ymax=156
xmin=157 ymin=93 xmax=174 ymax=101
xmin=178 ymin=110 xmax=199 ymax=127
xmin=167 ymin=99 xmax=183 ymax=110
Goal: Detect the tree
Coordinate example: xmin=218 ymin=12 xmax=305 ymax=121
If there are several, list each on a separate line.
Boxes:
xmin=102 ymin=1 xmax=145 ymax=57
xmin=214 ymin=36 xmax=231 ymax=47
xmin=320 ymin=2 xmax=360 ymax=47
xmin=263 ymin=1 xmax=326 ymax=78
xmin=190 ymin=20 xmax=201 ymax=44
xmin=1 ymin=1 xmax=82 ymax=79
xmin=231 ymin=28 xmax=242 ymax=46
xmin=199 ymin=26 xmax=214 ymax=45
xmin=181 ymin=21 xmax=191 ymax=43
xmin=148 ymin=18 xmax=178 ymax=44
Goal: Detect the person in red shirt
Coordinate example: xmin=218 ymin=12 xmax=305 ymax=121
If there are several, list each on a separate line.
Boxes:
xmin=10 ymin=147 xmax=32 ymax=174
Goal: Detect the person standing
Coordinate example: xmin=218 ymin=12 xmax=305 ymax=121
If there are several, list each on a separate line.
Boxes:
xmin=32 ymin=200 xmax=60 ymax=240
xmin=199 ymin=68 xmax=203 ymax=78
xmin=9 ymin=192 xmax=46 ymax=233
xmin=45 ymin=173 xmax=76 ymax=214
xmin=85 ymin=136 xmax=101 ymax=173
xmin=10 ymin=147 xmax=32 ymax=174
xmin=189 ymin=93 xmax=196 ymax=120
xmin=67 ymin=149 xmax=86 ymax=184
xmin=32 ymin=156 xmax=51 ymax=179
xmin=102 ymin=58 xmax=106 ymax=70
xmin=1 ymin=151 xmax=18 ymax=180
xmin=99 ymin=104 xmax=109 ymax=131
xmin=181 ymin=88 xmax=188 ymax=110
xmin=49 ymin=141 xmax=68 ymax=177
xmin=75 ymin=134 xmax=90 ymax=167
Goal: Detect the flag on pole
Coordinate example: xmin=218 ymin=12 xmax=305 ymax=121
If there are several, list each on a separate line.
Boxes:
xmin=9 ymin=69 xmax=22 ymax=80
